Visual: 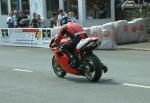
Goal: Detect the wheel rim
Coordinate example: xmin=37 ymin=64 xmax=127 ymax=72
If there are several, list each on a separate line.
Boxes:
xmin=84 ymin=58 xmax=96 ymax=80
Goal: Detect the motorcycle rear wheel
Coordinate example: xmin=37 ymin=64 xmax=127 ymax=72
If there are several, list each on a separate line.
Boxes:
xmin=83 ymin=54 xmax=102 ymax=82
xmin=52 ymin=56 xmax=67 ymax=77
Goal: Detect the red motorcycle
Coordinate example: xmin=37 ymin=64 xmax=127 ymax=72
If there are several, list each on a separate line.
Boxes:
xmin=50 ymin=34 xmax=107 ymax=82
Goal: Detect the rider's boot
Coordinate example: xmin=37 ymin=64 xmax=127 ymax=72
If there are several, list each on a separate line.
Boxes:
xmin=102 ymin=63 xmax=108 ymax=73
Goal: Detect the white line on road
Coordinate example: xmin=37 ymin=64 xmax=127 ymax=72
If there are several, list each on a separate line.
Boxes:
xmin=12 ymin=69 xmax=33 ymax=73
xmin=16 ymin=50 xmax=26 ymax=52
xmin=123 ymin=83 xmax=150 ymax=89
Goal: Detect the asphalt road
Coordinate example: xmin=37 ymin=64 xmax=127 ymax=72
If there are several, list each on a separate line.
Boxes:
xmin=0 ymin=46 xmax=150 ymax=103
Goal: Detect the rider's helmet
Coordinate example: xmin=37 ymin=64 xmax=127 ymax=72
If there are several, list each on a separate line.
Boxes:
xmin=60 ymin=16 xmax=71 ymax=26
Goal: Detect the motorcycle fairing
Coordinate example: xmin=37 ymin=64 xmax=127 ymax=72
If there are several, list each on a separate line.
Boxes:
xmin=52 ymin=48 xmax=79 ymax=75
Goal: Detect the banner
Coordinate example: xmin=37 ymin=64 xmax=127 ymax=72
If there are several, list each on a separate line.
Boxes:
xmin=41 ymin=28 xmax=51 ymax=48
xmin=0 ymin=29 xmax=11 ymax=45
xmin=0 ymin=28 xmax=52 ymax=47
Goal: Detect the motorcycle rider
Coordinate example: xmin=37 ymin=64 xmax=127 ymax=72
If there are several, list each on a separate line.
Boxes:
xmin=54 ymin=16 xmax=108 ymax=73
xmin=55 ymin=17 xmax=86 ymax=68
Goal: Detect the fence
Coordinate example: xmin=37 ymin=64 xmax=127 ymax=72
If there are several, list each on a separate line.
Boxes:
xmin=0 ymin=18 xmax=149 ymax=49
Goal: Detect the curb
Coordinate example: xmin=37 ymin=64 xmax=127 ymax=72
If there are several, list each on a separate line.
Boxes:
xmin=119 ymin=46 xmax=150 ymax=51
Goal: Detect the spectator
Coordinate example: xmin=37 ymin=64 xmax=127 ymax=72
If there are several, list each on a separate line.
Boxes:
xmin=13 ymin=10 xmax=20 ymax=28
xmin=50 ymin=12 xmax=58 ymax=28
xmin=20 ymin=11 xmax=28 ymax=19
xmin=57 ymin=9 xmax=68 ymax=26
xmin=30 ymin=12 xmax=39 ymax=28
xmin=19 ymin=11 xmax=29 ymax=27
xmin=7 ymin=12 xmax=14 ymax=28
xmin=37 ymin=14 xmax=42 ymax=28
xmin=68 ymin=11 xmax=77 ymax=23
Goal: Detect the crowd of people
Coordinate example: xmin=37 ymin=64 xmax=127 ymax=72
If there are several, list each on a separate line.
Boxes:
xmin=7 ymin=10 xmax=44 ymax=28
xmin=50 ymin=9 xmax=77 ymax=28
xmin=6 ymin=9 xmax=77 ymax=28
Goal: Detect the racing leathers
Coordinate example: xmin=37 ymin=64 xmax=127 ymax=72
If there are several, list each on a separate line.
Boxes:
xmin=55 ymin=22 xmax=86 ymax=67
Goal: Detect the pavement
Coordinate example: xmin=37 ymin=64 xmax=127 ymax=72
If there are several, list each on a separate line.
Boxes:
xmin=118 ymin=41 xmax=150 ymax=51
xmin=1 ymin=45 xmax=150 ymax=103
xmin=1 ymin=38 xmax=150 ymax=51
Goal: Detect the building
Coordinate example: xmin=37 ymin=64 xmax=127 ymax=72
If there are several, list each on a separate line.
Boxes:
xmin=0 ymin=0 xmax=115 ymax=28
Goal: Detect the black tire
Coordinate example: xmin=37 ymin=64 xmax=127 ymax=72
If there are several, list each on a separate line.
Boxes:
xmin=52 ymin=56 xmax=67 ymax=77
xmin=83 ymin=54 xmax=102 ymax=82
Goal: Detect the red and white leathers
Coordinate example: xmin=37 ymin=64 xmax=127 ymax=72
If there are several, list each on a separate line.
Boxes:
xmin=55 ymin=22 xmax=86 ymax=67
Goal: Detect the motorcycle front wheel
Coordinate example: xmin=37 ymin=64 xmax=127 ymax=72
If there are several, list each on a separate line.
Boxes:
xmin=83 ymin=54 xmax=102 ymax=82
xmin=52 ymin=56 xmax=67 ymax=77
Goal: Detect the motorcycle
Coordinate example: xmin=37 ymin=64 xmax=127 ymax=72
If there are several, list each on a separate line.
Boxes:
xmin=49 ymin=33 xmax=108 ymax=82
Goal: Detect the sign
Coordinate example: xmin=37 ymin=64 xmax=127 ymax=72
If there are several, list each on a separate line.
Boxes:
xmin=42 ymin=29 xmax=51 ymax=39
xmin=0 ymin=29 xmax=43 ymax=47
xmin=1 ymin=29 xmax=11 ymax=45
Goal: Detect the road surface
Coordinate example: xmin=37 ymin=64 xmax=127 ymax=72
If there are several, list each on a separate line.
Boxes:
xmin=0 ymin=46 xmax=150 ymax=103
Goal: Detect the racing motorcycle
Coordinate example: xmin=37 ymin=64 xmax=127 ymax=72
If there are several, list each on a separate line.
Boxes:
xmin=49 ymin=33 xmax=108 ymax=82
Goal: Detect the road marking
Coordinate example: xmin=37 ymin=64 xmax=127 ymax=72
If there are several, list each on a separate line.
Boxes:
xmin=16 ymin=50 xmax=26 ymax=52
xmin=123 ymin=83 xmax=150 ymax=89
xmin=12 ymin=69 xmax=33 ymax=73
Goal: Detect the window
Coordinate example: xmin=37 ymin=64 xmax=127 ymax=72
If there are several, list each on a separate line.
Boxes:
xmin=11 ymin=0 xmax=30 ymax=14
xmin=22 ymin=0 xmax=30 ymax=14
xmin=86 ymin=0 xmax=111 ymax=19
xmin=46 ymin=0 xmax=59 ymax=19
xmin=64 ymin=0 xmax=78 ymax=18
xmin=11 ymin=0 xmax=17 ymax=11
xmin=1 ymin=0 xmax=8 ymax=15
